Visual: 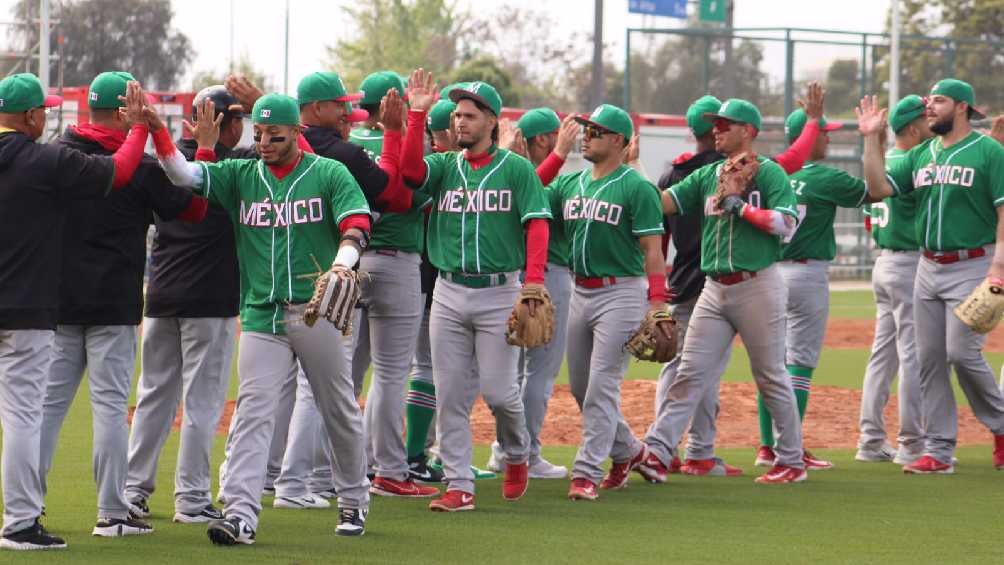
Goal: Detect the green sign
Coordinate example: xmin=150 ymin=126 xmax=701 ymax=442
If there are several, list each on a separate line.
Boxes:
xmin=700 ymin=0 xmax=727 ymax=22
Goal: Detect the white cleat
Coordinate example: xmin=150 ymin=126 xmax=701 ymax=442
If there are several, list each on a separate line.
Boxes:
xmin=528 ymin=458 xmax=569 ymax=479
xmin=273 ymin=494 xmax=331 ymax=510
xmin=855 ymin=443 xmax=897 ymax=462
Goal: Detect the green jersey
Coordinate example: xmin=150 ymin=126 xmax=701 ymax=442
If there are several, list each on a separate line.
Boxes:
xmin=195 ymin=154 xmax=370 ymax=334
xmin=552 ymin=165 xmax=664 ymax=277
xmin=781 ymin=162 xmax=867 ymax=261
xmin=346 ymin=128 xmax=432 ymax=253
xmin=668 ymin=156 xmax=797 ymax=276
xmin=545 ymin=182 xmax=570 ymax=266
xmin=349 ymin=127 xmax=384 ymax=163
xmin=420 ymin=148 xmax=552 ymax=274
xmin=885 ymin=131 xmax=1004 ymax=251
xmin=864 ymin=148 xmax=920 ymax=251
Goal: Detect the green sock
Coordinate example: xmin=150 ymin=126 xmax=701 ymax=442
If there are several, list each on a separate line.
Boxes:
xmin=757 ymin=393 xmax=774 ymax=447
xmin=788 ymin=365 xmax=814 ymax=421
xmin=405 ymin=379 xmax=437 ymax=459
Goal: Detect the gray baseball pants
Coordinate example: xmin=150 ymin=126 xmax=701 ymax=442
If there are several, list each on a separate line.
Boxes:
xmin=567 ymin=277 xmax=646 ymax=483
xmin=39 ymin=325 xmax=137 ymax=520
xmin=857 ymin=250 xmax=924 ymax=453
xmin=125 ymin=316 xmax=235 ymax=514
xmin=274 ymin=368 xmax=336 ymax=498
xmin=221 ymin=304 xmax=368 ymax=530
xmin=779 ymin=260 xmax=830 ymax=370
xmin=913 ymin=250 xmax=1004 ymax=462
xmin=431 ymin=275 xmax=529 ymax=494
xmin=645 ymin=266 xmax=804 ymax=468
xmin=0 ymin=329 xmax=53 ymax=535
xmin=654 ymin=296 xmax=732 ymax=460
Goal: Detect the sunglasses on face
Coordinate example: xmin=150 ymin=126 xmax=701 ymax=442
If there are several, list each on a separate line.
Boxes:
xmin=713 ymin=118 xmax=739 ymax=133
xmin=583 ymin=125 xmax=612 ymax=140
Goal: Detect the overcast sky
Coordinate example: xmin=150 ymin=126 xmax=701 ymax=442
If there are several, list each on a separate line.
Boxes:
xmin=3 ymin=0 xmax=893 ymax=93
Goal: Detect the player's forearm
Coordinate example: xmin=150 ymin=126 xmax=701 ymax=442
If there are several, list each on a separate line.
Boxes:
xmin=535 ymin=152 xmax=565 ymax=186
xmin=153 ymin=127 xmax=204 ymax=188
xmin=375 ymin=130 xmax=413 ymax=213
xmin=110 ymin=123 xmax=150 ymax=190
xmin=862 ymin=134 xmax=895 ymax=199
xmin=640 ymin=235 xmax=667 ymax=307
xmin=990 ymin=208 xmax=1004 ymax=280
xmin=401 ymin=110 xmax=429 ymax=186
xmin=774 ymin=121 xmax=819 ymax=174
xmin=524 ymin=218 xmax=549 ymax=285
xmin=738 ymin=205 xmax=795 ymax=238
xmin=334 ymin=218 xmax=372 ymax=268
xmin=660 ymin=190 xmax=679 ymax=216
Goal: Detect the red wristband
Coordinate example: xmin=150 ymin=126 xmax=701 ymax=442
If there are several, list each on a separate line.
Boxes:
xmin=647 ymin=273 xmax=667 ymax=303
xmin=195 ymin=148 xmax=216 ymax=162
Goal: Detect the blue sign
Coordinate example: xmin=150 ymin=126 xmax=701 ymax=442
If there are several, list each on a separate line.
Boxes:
xmin=628 ymin=0 xmax=687 ymax=18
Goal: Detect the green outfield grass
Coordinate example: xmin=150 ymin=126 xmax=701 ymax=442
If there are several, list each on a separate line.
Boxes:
xmin=8 ymin=287 xmax=1003 ymax=564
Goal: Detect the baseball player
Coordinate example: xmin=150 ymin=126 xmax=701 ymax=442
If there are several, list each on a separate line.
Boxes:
xmin=755 ymin=107 xmax=871 ymax=471
xmin=653 ymin=90 xmax=822 ymax=477
xmin=637 ymin=98 xmax=807 ymax=485
xmin=858 ymin=79 xmax=1004 ymax=474
xmin=351 ymin=70 xmax=407 ymax=162
xmin=544 ymin=104 xmax=666 ymax=500
xmin=855 ymin=95 xmax=929 ymax=464
xmin=487 ymin=108 xmax=577 ymax=479
xmin=125 ymin=85 xmax=249 ymax=525
xmin=38 ymin=71 xmax=206 ymax=538
xmin=153 ymin=92 xmax=373 ymax=542
xmin=0 ymin=73 xmax=149 ymax=551
xmin=400 ymin=71 xmax=552 ymax=511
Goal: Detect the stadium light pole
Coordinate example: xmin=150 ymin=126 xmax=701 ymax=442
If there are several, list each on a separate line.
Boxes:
xmin=889 ymin=0 xmax=900 ymax=113
xmin=590 ymin=0 xmax=604 ymax=110
xmin=39 ymin=0 xmax=50 ymax=90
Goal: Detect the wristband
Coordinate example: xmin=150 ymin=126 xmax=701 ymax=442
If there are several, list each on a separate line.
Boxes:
xmin=333 ymin=245 xmax=361 ymax=268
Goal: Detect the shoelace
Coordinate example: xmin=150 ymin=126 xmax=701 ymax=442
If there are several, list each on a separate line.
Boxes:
xmin=339 ymin=507 xmax=359 ymax=524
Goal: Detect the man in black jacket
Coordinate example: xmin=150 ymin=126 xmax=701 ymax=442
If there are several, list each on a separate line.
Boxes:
xmin=36 ymin=71 xmax=205 ymax=538
xmin=0 ymin=73 xmax=150 ymax=551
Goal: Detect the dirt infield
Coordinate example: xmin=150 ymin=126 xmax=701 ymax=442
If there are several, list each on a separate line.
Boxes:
xmin=823 ymin=318 xmax=1004 ymax=352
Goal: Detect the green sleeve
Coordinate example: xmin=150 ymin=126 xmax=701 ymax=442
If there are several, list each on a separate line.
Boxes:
xmin=828 ymin=168 xmax=868 ymax=208
xmin=419 ymin=152 xmax=448 ymax=195
xmin=628 ymin=174 xmax=666 ymax=236
xmin=760 ymin=161 xmax=797 ymax=217
xmin=197 ymin=160 xmax=239 ymax=210
xmin=666 ymin=167 xmax=704 ymax=216
xmin=885 ymin=147 xmax=916 ymax=195
xmin=412 ymin=189 xmax=434 ymax=211
xmin=327 ymin=162 xmax=372 ymax=223
xmin=988 ymin=141 xmax=1004 ymax=208
xmin=512 ymin=155 xmax=552 ymax=223
xmin=862 ymin=203 xmax=872 ymax=217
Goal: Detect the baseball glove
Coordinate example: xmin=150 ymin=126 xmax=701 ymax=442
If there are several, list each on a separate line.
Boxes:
xmin=303 ymin=264 xmax=360 ymax=335
xmin=954 ymin=278 xmax=1004 ymax=334
xmin=505 ymin=286 xmax=556 ymax=348
xmin=624 ymin=308 xmax=678 ymax=363
xmin=714 ymin=151 xmax=760 ymax=211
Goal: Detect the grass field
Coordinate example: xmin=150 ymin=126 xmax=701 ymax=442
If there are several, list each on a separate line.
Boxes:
xmin=5 ymin=288 xmax=1004 ymax=564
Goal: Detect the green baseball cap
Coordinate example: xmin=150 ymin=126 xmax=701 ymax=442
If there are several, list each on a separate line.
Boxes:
xmin=297 ymin=71 xmax=368 ymax=122
xmin=439 ymin=82 xmax=468 ymax=100
xmin=574 ymin=104 xmax=634 ymax=140
xmin=0 ymin=72 xmax=62 ymax=113
xmin=703 ymin=98 xmax=762 ymax=131
xmin=428 ymin=99 xmax=456 ymax=132
xmin=359 ymin=71 xmax=405 ymax=106
xmin=517 ymin=108 xmax=560 ymax=139
xmin=784 ymin=108 xmax=842 ymax=142
xmin=889 ymin=94 xmax=927 ymax=133
xmin=930 ymin=78 xmax=984 ymax=120
xmin=449 ymin=82 xmax=502 ymax=117
xmin=87 ymin=71 xmax=136 ymax=109
xmin=252 ymin=93 xmax=300 ymax=126
xmin=686 ymin=95 xmax=721 ymax=136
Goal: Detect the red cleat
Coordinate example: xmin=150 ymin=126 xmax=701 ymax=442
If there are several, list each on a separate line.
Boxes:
xmin=429 ymin=490 xmax=475 ymax=512
xmin=370 ymin=477 xmax=439 ymax=498
xmin=903 ymin=454 xmax=954 ymax=475
xmin=994 ymin=435 xmax=1004 ymax=469
xmin=681 ymin=457 xmax=743 ymax=477
xmin=754 ymin=464 xmax=807 ymax=484
xmin=567 ymin=478 xmax=599 ymax=501
xmin=754 ymin=445 xmax=775 ymax=467
xmin=802 ymin=450 xmax=834 ymax=471
xmin=636 ymin=452 xmax=670 ymax=484
xmin=502 ymin=462 xmax=529 ymax=501
xmin=600 ymin=444 xmax=647 ymax=490
xmin=669 ymin=456 xmax=683 ymax=474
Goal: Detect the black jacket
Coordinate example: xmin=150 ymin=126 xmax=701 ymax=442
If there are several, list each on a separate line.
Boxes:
xmin=659 ymin=150 xmax=724 ymax=305
xmin=53 ymin=127 xmax=195 ymax=326
xmin=143 ymin=139 xmax=252 ymax=318
xmin=302 ymin=126 xmax=388 ymax=209
xmin=0 ymin=130 xmax=115 ymax=329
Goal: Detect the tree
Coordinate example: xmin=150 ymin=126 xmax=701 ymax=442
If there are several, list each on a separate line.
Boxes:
xmin=446 ymin=56 xmax=520 ymax=107
xmin=191 ymin=53 xmax=271 ymax=93
xmin=825 ymin=59 xmax=860 ymax=117
xmin=9 ymin=0 xmax=192 ymax=90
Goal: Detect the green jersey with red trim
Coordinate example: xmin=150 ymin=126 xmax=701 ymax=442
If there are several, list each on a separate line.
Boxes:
xmin=545 ymin=182 xmax=570 ymax=266
xmin=864 ymin=147 xmax=920 ymax=251
xmin=781 ymin=162 xmax=867 ymax=261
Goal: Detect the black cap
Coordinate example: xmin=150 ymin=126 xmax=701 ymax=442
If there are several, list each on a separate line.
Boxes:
xmin=192 ymin=85 xmax=243 ymax=121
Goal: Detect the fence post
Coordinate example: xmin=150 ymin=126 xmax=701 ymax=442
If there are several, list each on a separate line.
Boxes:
xmin=784 ymin=29 xmax=794 ymax=118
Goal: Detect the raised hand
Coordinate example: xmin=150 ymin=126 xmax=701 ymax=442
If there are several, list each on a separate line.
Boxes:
xmin=406 ymin=68 xmax=438 ymax=112
xmin=225 ymin=74 xmax=264 ymax=113
xmin=554 ymin=114 xmax=578 ymax=159
xmin=379 ymin=89 xmax=404 ymax=132
xmin=121 ymin=81 xmax=147 ymax=126
xmin=990 ymin=115 xmax=1004 ymax=146
xmin=499 ymin=118 xmax=527 ymax=157
xmin=622 ymin=134 xmax=640 ymax=164
xmin=855 ymin=95 xmax=887 ymax=137
xmin=797 ymin=81 xmax=825 ymax=120
xmin=183 ymin=98 xmax=223 ymax=149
